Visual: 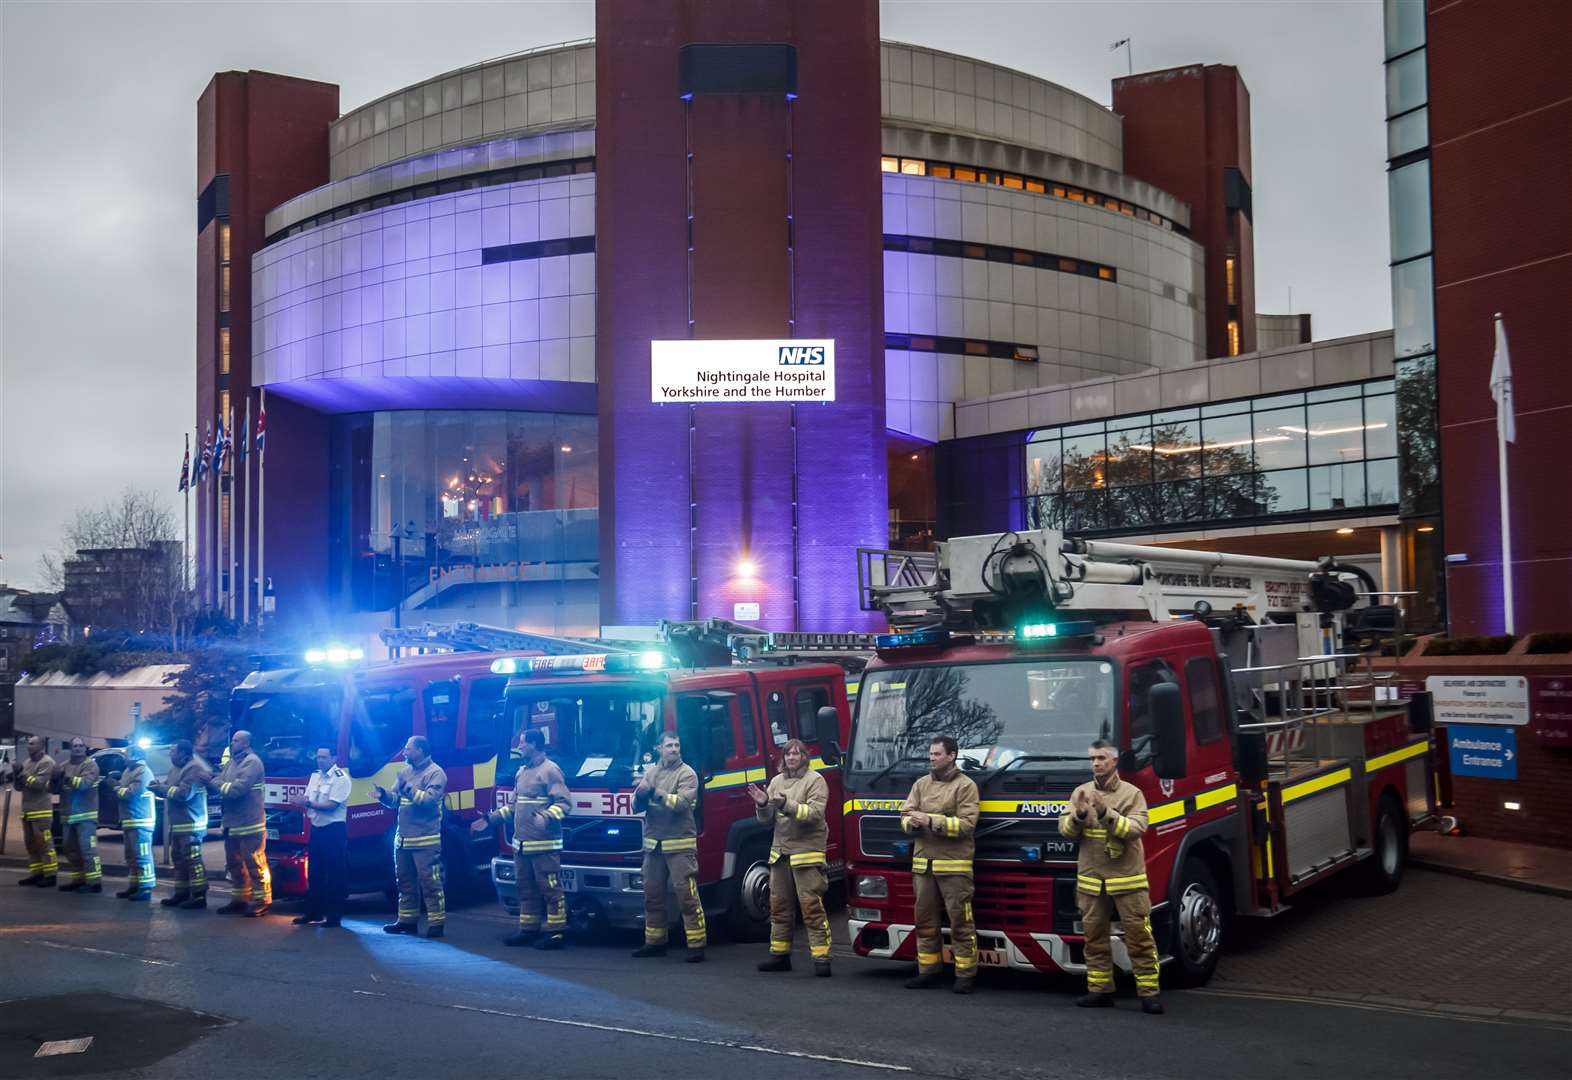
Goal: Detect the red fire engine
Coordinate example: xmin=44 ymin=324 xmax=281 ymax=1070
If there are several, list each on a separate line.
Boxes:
xmin=805 ymin=530 xmax=1434 ymax=986
xmin=231 ymin=647 xmax=532 ymax=898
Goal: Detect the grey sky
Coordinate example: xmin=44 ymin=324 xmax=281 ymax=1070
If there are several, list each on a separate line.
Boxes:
xmin=0 ymin=0 xmax=1389 ymax=591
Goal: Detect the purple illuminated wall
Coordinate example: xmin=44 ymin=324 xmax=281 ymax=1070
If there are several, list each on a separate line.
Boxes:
xmin=596 ymin=0 xmax=886 ymax=632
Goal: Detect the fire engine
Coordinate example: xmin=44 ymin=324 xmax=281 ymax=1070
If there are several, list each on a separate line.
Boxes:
xmin=230 ymin=646 xmax=537 ymax=898
xmin=799 ymin=529 xmax=1435 ymax=986
xmin=379 ymin=622 xmax=859 ymax=940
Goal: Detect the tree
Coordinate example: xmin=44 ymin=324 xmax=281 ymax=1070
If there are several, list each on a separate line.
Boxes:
xmin=150 ymin=627 xmax=258 ymax=746
xmin=40 ymin=488 xmax=192 ymax=643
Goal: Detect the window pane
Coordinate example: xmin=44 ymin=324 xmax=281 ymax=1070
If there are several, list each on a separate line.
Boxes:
xmin=1386 ymin=50 xmax=1426 ymax=118
xmin=1159 ymin=478 xmax=1202 ymax=522
xmin=1388 ymin=106 xmax=1428 ymax=158
xmin=1306 ymin=398 xmax=1366 ymax=466
xmin=1364 ymin=394 xmax=1397 ymax=458
xmin=1062 ymin=430 xmax=1108 ymax=491
xmin=1259 ymin=469 xmax=1308 ymax=515
xmin=1205 ymin=473 xmax=1259 ymax=520
xmin=1392 ymin=256 xmax=1435 ymax=358
xmin=1384 ymin=0 xmax=1425 ymax=59
xmin=1186 ymin=658 xmax=1224 ymax=744
xmin=1396 ymin=355 xmax=1441 ymax=516
xmin=1026 ymin=439 xmax=1063 ymax=497
xmin=1309 ymin=462 xmax=1366 ymax=511
xmin=1149 ymin=417 xmax=1200 ymax=480
xmin=1104 ymin=427 xmax=1153 ymax=487
xmin=1388 ymin=160 xmax=1431 ymax=261
xmin=1367 ymin=458 xmax=1400 ymax=505
xmin=1254 ymin=406 xmax=1307 ymax=470
xmin=1201 ymin=413 xmax=1254 ymax=476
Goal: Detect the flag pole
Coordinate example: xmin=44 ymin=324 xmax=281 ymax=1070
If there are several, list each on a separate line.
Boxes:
xmin=257 ymin=387 xmax=266 ymax=628
xmin=242 ymin=396 xmax=252 ymax=626
xmin=1494 ymin=312 xmax=1515 ymax=635
xmin=184 ymin=432 xmax=191 ymax=593
xmin=228 ymin=404 xmax=237 ymax=621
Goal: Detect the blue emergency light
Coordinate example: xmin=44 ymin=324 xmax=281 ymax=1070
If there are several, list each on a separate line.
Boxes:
xmin=304 ymin=644 xmax=364 ymax=665
xmin=874 ymin=628 xmax=949 ymax=650
xmin=491 ymin=651 xmax=671 ymax=676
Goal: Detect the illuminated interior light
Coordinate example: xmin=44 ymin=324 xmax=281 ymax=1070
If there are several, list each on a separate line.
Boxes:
xmin=1336 ymin=528 xmax=1355 ymax=535
xmin=736 ymin=557 xmax=758 ymax=578
xmin=1128 ymin=434 xmax=1291 ymax=455
xmin=1417 ymin=525 xmax=1435 ymax=533
xmin=1503 ymin=801 xmax=1522 ymax=811
xmin=1278 ymin=422 xmax=1390 ymax=436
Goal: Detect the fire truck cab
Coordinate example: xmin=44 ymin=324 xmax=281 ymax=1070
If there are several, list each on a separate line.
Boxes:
xmin=835 ymin=530 xmax=1434 ymax=985
xmin=230 ymin=650 xmax=526 ymax=898
xmin=484 ymin=648 xmax=854 ymax=940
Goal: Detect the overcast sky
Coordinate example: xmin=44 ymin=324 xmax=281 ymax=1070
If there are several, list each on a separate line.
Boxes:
xmin=0 ymin=0 xmax=1389 ymax=591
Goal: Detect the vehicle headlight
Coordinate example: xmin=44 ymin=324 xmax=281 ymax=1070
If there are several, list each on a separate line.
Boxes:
xmin=854 ymin=874 xmax=888 ymax=899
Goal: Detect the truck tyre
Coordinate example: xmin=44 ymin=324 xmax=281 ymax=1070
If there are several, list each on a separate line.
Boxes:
xmin=726 ymin=842 xmax=773 ymax=942
xmin=1169 ymin=858 xmax=1225 ymax=987
xmin=1357 ymin=794 xmax=1407 ymax=895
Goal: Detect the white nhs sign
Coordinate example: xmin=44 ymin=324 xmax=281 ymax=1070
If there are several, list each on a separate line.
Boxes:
xmin=777 ymin=345 xmax=827 ymax=365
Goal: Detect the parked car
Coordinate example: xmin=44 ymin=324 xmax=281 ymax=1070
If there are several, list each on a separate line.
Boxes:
xmin=90 ymin=745 xmax=223 ymax=835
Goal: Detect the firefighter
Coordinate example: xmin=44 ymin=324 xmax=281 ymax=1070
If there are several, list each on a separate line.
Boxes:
xmin=631 ymin=732 xmax=706 ymax=962
xmin=473 ymin=728 xmax=571 ymax=949
xmin=1059 ymin=739 xmax=1162 ymax=1014
xmin=374 ymin=735 xmax=447 ymax=939
xmin=13 ymin=736 xmax=58 ymax=887
xmin=749 ymin=738 xmax=833 ymax=976
xmin=113 ymin=745 xmax=156 ymax=900
xmin=901 ymin=735 xmax=981 ymax=994
xmin=208 ymin=729 xmax=271 ymax=916
xmin=54 ymin=738 xmax=101 ymax=892
xmin=151 ymin=739 xmax=211 ymax=909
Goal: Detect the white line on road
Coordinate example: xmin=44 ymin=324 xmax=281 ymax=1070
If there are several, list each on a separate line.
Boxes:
xmin=38 ymin=940 xmax=178 ymax=967
xmin=350 ymin=989 xmax=911 ymax=1072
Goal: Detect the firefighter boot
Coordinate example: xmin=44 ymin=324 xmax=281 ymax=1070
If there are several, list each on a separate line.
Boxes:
xmin=180 ymin=895 xmax=208 ymax=910
xmin=953 ymin=977 xmax=976 ymax=995
xmin=162 ymin=892 xmax=192 ymax=908
xmin=504 ymin=931 xmax=539 ymax=947
xmin=757 ymin=954 xmax=793 ymax=973
xmin=1075 ymin=993 xmax=1115 ymax=1008
xmin=1141 ymin=997 xmax=1165 ymax=1015
xmin=426 ymin=925 xmax=444 ymax=939
xmin=245 ymin=903 xmax=271 ymax=917
xmin=17 ymin=873 xmax=42 ymax=886
xmin=685 ymin=948 xmax=705 ymax=964
xmin=814 ymin=960 xmax=832 ymax=978
xmin=36 ymin=875 xmax=57 ymax=888
xmin=115 ymin=885 xmax=140 ymax=899
xmin=905 ymin=971 xmax=946 ymax=990
xmin=58 ymin=881 xmax=82 ymax=892
xmin=535 ymin=935 xmax=564 ymax=951
xmin=631 ymin=944 xmax=667 ymax=958
xmin=216 ymin=900 xmax=249 ymax=914
xmin=383 ymin=921 xmax=418 ymax=935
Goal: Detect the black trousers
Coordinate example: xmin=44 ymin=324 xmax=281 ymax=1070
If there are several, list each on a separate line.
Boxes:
xmin=306 ymin=821 xmax=348 ymax=921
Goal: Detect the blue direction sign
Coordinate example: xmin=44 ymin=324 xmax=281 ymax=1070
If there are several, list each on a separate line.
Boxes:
xmin=1448 ymin=724 xmax=1518 ymax=780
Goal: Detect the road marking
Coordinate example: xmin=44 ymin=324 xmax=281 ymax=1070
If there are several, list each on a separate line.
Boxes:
xmin=1195 ymin=987 xmax=1572 ymax=1032
xmin=38 ymin=940 xmax=178 ymax=967
xmin=354 ymin=989 xmax=909 ymax=1071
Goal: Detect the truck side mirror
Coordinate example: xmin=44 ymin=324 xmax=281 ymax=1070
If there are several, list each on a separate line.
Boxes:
xmin=1150 ymin=682 xmax=1187 ymax=780
xmin=813 ymin=707 xmax=841 ymax=762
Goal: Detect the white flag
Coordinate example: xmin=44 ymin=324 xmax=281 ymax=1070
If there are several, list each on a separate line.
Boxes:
xmin=1490 ymin=315 xmax=1515 ymax=444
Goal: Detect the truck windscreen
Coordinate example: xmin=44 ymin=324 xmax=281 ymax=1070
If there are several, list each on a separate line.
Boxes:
xmin=849 ymin=660 xmax=1116 ymax=781
xmin=505 ymin=684 xmax=664 ymax=786
xmin=234 ymin=689 xmax=340 ymax=778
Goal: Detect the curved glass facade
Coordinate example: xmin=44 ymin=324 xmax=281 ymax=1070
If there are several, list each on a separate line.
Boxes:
xmin=1024 ymin=379 xmax=1398 ymax=534
xmin=330 ymin=409 xmax=597 ymax=611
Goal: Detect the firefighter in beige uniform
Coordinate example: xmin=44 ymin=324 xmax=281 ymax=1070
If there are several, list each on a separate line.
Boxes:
xmin=1059 ymin=739 xmax=1163 ymax=1014
xmin=54 ymin=738 xmax=101 ymax=892
xmin=375 ymin=735 xmax=448 ymax=938
xmin=749 ymin=738 xmax=833 ymax=976
xmin=208 ymin=730 xmax=271 ymax=915
xmin=474 ymin=728 xmax=571 ymax=948
xmin=151 ymin=739 xmax=211 ymax=908
xmin=14 ymin=736 xmax=58 ymax=886
xmin=901 ymin=735 xmax=981 ymax=994
xmin=631 ymin=733 xmax=706 ymax=961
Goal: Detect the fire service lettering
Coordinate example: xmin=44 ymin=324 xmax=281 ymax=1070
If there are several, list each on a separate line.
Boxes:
xmin=1157 ymin=572 xmax=1254 ymax=591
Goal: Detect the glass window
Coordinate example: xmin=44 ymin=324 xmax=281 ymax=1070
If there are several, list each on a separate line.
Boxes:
xmin=1201 ymin=412 xmax=1254 ymax=476
xmin=900 ymin=158 xmax=926 ymax=176
xmin=738 ymin=692 xmax=758 ymax=757
xmin=794 ymin=686 xmax=831 ymax=742
xmin=1186 ymin=658 xmax=1224 ymax=744
xmin=1384 ymin=0 xmax=1426 ymax=59
xmin=1388 ymin=106 xmax=1428 ymax=158
xmin=1396 ymin=355 xmax=1440 ymax=516
xmin=1309 ymin=462 xmax=1366 ymax=511
xmin=464 ymin=675 xmax=509 ymax=755
xmin=1392 ymin=256 xmax=1435 ymax=358
xmin=1105 ymin=426 xmax=1153 ymax=488
xmin=880 ymin=156 xmax=899 ymax=173
xmin=219 ymin=222 xmax=231 ymax=263
xmin=1386 ymin=50 xmax=1427 ymax=118
xmin=1225 ymin=257 xmax=1237 ymax=304
xmin=349 ymin=690 xmax=415 ymax=778
xmin=1061 ymin=429 xmax=1108 ymax=491
xmin=219 ymin=265 xmax=231 ymax=312
xmin=218 ymin=327 xmax=230 ymax=375
xmin=1253 ymin=406 xmax=1307 ymax=470
xmin=1026 ymin=438 xmax=1064 ymax=498
xmin=1148 ymin=415 xmax=1201 ymax=481
xmin=930 ymin=163 xmax=953 ymax=179
xmin=1367 ymin=457 xmax=1400 ymax=506
xmin=243 ymin=688 xmax=341 ymax=778
xmin=1364 ymin=394 xmax=1398 ymax=458
xmin=1259 ymin=468 xmax=1308 ymax=515
xmin=1227 ymin=319 xmax=1241 ymax=356
xmin=423 ymin=680 xmax=459 ymax=754
xmin=766 ymin=690 xmax=789 ymax=747
xmin=1388 ymin=160 xmax=1432 ymax=261
xmin=1127 ymin=660 xmax=1179 ymax=769
xmin=1306 ymin=398 xmax=1366 ymax=465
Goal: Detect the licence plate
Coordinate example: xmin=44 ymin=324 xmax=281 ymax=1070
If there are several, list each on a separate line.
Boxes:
xmin=944 ymin=945 xmax=1005 ymax=968
xmin=266 ymin=828 xmax=279 ymax=840
xmin=558 ymin=868 xmax=577 ymax=893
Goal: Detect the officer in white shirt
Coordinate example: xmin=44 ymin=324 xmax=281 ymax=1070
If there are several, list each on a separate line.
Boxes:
xmin=293 ymin=746 xmax=352 ymax=927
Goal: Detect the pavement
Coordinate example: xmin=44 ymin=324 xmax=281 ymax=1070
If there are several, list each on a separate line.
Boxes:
xmin=1409 ymin=831 xmax=1572 ymax=897
xmin=1 ymin=858 xmax=1569 ymax=1080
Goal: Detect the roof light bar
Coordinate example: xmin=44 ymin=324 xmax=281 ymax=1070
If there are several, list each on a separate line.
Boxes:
xmin=1016 ymin=620 xmax=1098 ymax=641
xmin=874 ymin=628 xmax=949 ymax=651
xmin=304 ymin=645 xmax=364 ymax=666
xmin=492 ymin=651 xmax=672 ymax=676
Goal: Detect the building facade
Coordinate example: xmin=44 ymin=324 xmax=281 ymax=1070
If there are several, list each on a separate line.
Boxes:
xmin=202 ymin=4 xmax=1307 ymax=636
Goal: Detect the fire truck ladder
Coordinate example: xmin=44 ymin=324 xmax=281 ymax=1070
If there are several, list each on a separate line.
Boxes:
xmin=377 ymin=621 xmax=647 ymax=656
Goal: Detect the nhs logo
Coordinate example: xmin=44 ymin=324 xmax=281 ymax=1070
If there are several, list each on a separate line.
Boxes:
xmin=778 ymin=345 xmax=826 ymax=365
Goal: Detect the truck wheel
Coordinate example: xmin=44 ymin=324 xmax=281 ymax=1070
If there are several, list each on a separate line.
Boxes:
xmin=1358 ymin=794 xmax=1407 ymax=895
xmin=726 ymin=843 xmax=773 ymax=942
xmin=1169 ymin=859 xmax=1225 ymax=987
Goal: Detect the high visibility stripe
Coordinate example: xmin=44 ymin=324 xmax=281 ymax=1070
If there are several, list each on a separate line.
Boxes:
xmin=1195 ymin=783 xmax=1239 ymax=810
xmin=1365 ymin=740 xmax=1428 ymax=774
xmin=171 ymin=824 xmax=205 ymax=833
xmin=770 ymin=940 xmax=792 ymax=955
xmin=227 ymin=822 xmax=265 ymax=836
xmin=794 ymin=803 xmax=811 ymax=822
xmin=1282 ymin=767 xmax=1352 ymax=804
xmin=23 ymin=810 xmax=53 ymax=820
xmin=1147 ymin=800 xmax=1185 ymax=824
xmin=928 ymin=858 xmax=973 ymax=874
xmin=66 ymin=812 xmax=96 ymax=824
xmin=645 ymin=927 xmax=668 ymax=943
xmin=516 ymin=839 xmax=563 ymax=852
xmin=545 ymin=804 xmax=566 ymax=820
xmin=645 ymin=836 xmax=697 ymax=852
xmin=1083 ymin=827 xmax=1108 ymax=838
xmin=789 ymin=851 xmax=826 ymax=866
xmin=399 ymin=835 xmax=441 ymax=848
xmin=809 ymin=943 xmax=831 ymax=958
xmin=121 ymin=819 xmax=157 ymax=829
